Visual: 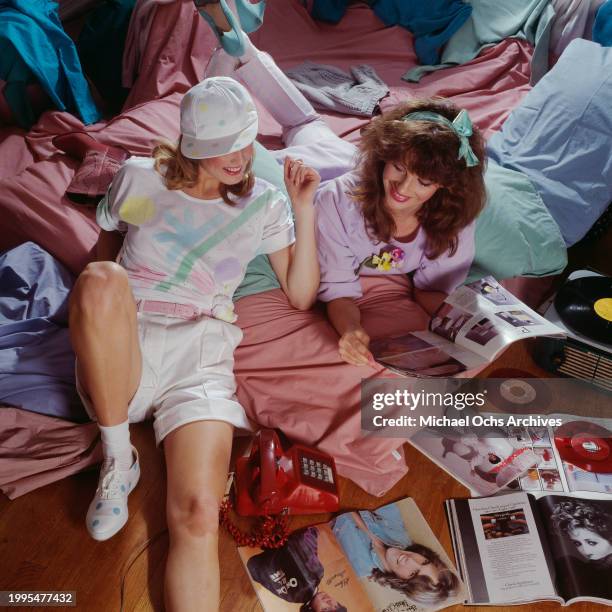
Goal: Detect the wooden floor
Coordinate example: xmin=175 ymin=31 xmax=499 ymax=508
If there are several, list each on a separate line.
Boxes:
xmin=3 ymin=227 xmax=611 ymax=612
xmin=0 ymin=341 xmax=607 ymax=612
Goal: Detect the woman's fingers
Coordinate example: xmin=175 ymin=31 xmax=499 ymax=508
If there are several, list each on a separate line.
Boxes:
xmin=338 ymin=329 xmax=373 ymax=366
xmin=283 ymin=156 xmax=305 ymax=183
xmin=296 ymin=164 xmax=307 ymax=187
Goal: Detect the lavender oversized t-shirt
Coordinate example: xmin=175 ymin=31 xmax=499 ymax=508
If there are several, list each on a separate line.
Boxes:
xmin=315 ymin=172 xmax=475 ymax=302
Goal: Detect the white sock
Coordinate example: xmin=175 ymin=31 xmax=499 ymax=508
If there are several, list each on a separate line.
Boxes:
xmin=99 ymin=421 xmax=133 ymax=470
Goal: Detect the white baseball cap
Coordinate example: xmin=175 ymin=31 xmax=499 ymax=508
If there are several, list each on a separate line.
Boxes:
xmin=180 ymin=76 xmax=258 ymax=159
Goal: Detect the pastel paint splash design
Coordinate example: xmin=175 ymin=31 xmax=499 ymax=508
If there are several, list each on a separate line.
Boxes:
xmin=119 ymin=196 xmax=157 ymax=225
xmin=155 ymin=210 xmax=225 ymax=263
xmin=214 ymin=257 xmax=242 ymax=282
xmin=129 ymin=265 xmax=168 ymax=288
xmin=188 ymin=269 xmax=216 ymax=294
xmin=155 ymin=191 xmax=270 ymax=292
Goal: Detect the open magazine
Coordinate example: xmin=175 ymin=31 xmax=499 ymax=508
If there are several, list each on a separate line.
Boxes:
xmin=370 ymin=276 xmax=563 ymax=377
xmin=408 ymin=410 xmax=612 ymax=497
xmin=500 ymin=413 xmax=612 ymax=496
xmin=238 ymin=498 xmax=465 ymax=612
xmin=446 ymin=492 xmax=612 ymax=606
xmin=407 ymin=411 xmax=540 ymax=496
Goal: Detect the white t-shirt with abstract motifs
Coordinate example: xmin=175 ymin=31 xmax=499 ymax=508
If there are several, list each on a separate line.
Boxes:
xmin=96 ymin=157 xmax=295 ymax=322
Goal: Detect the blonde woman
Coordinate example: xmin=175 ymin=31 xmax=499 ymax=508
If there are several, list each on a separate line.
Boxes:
xmin=69 ymin=76 xmax=319 ymax=611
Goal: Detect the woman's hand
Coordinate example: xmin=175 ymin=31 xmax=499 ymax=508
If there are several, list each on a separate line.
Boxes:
xmin=326 ymin=298 xmax=374 ymax=367
xmin=339 ymin=327 xmax=373 ymax=366
xmin=284 ymin=156 xmax=320 ymax=210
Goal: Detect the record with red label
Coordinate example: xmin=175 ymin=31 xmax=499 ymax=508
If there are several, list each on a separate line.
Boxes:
xmin=554 ymin=420 xmax=612 ymax=473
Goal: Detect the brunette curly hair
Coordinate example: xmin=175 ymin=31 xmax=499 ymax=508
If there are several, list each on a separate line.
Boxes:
xmin=369 ymin=543 xmax=460 ymax=606
xmin=152 ymin=138 xmax=254 ymax=206
xmin=551 ymin=500 xmax=612 ymax=543
xmin=352 ymin=98 xmax=486 ymax=259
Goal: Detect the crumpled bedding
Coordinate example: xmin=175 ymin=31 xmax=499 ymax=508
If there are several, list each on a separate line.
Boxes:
xmin=0 ymin=242 xmax=86 ymax=422
xmin=487 ymin=39 xmax=612 ymax=246
xmin=0 ymin=406 xmax=101 ymax=499
xmin=234 ymin=275 xmax=432 ymax=496
xmin=0 ymin=0 xmax=566 ymax=496
xmin=403 ymin=0 xmax=555 ymax=85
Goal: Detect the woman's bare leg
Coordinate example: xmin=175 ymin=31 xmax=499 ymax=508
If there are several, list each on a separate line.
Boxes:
xmin=69 ymin=261 xmax=142 ymax=425
xmin=70 ymin=261 xmax=143 ymax=540
xmin=164 ymin=420 xmax=234 ymax=612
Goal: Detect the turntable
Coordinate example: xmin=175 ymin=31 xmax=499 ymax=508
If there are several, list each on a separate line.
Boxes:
xmin=533 ymin=270 xmax=612 ymax=391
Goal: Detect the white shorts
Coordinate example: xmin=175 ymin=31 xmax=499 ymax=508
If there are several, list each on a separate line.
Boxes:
xmin=76 ymin=312 xmax=252 ymax=444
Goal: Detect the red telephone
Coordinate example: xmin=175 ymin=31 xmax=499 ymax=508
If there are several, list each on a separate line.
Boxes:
xmin=235 ymin=429 xmax=339 ymax=516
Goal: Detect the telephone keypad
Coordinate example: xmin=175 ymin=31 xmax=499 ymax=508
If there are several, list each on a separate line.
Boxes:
xmin=300 ymin=455 xmax=334 ymax=483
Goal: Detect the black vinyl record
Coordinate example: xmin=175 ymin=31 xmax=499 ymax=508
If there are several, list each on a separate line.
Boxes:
xmin=555 ymin=275 xmax=612 ymax=345
xmin=554 ymin=420 xmax=612 ymax=473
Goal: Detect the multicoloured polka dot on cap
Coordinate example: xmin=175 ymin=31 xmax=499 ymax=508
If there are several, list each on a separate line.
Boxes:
xmin=180 ymin=76 xmax=258 ymax=160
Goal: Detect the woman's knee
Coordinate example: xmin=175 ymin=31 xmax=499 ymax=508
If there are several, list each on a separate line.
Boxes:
xmin=70 ymin=262 xmax=132 ymax=320
xmin=167 ymin=491 xmax=221 ymax=539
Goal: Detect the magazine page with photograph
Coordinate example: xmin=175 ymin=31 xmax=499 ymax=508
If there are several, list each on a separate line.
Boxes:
xmin=370 ymin=331 xmax=484 ymax=379
xmin=441 ymin=276 xmax=563 ymax=361
xmin=238 ymin=525 xmax=372 ymax=612
xmin=408 ymin=421 xmax=539 ymax=496
xmin=495 ymin=413 xmax=612 ymax=497
xmin=446 ymin=492 xmax=561 ymax=606
xmin=239 ymin=498 xmax=465 ymax=612
xmin=446 ymin=492 xmax=612 ymax=606
xmin=331 ymin=498 xmax=465 ymax=612
xmin=536 ymin=495 xmax=612 ymax=604
xmin=370 ymin=277 xmax=564 ymax=377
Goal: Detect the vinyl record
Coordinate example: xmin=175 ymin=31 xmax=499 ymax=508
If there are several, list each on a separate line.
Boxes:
xmin=555 ymin=275 xmax=612 ymax=345
xmin=554 ymin=420 xmax=612 ymax=473
xmin=485 ymin=368 xmax=553 ymax=414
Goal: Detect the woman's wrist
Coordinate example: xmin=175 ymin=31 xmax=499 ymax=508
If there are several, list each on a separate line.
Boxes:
xmin=327 ymin=299 xmax=361 ymax=336
xmin=292 ymin=200 xmax=316 ymax=217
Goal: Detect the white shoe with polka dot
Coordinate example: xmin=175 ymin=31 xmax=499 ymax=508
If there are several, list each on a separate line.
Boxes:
xmin=86 ymin=447 xmax=140 ymax=541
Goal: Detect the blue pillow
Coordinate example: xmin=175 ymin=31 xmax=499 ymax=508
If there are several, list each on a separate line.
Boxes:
xmin=487 ymin=39 xmax=612 ymax=246
xmin=469 ymin=162 xmax=567 ymax=283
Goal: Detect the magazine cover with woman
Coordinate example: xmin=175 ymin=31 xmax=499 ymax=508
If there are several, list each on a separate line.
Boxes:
xmin=238 ymin=498 xmax=465 ymax=612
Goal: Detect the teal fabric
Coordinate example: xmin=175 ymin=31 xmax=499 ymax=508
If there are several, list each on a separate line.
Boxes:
xmin=593 ymin=0 xmax=612 ymax=46
xmin=469 ymin=161 xmax=567 ymax=283
xmin=0 ymin=0 xmax=101 ymax=128
xmin=234 ymin=147 xmax=567 ymax=302
xmin=372 ymin=0 xmax=472 ymax=66
xmin=403 ymin=0 xmax=555 ymax=85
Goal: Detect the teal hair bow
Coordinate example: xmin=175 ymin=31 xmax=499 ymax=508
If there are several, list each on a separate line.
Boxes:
xmin=401 ymin=109 xmax=479 ymax=168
